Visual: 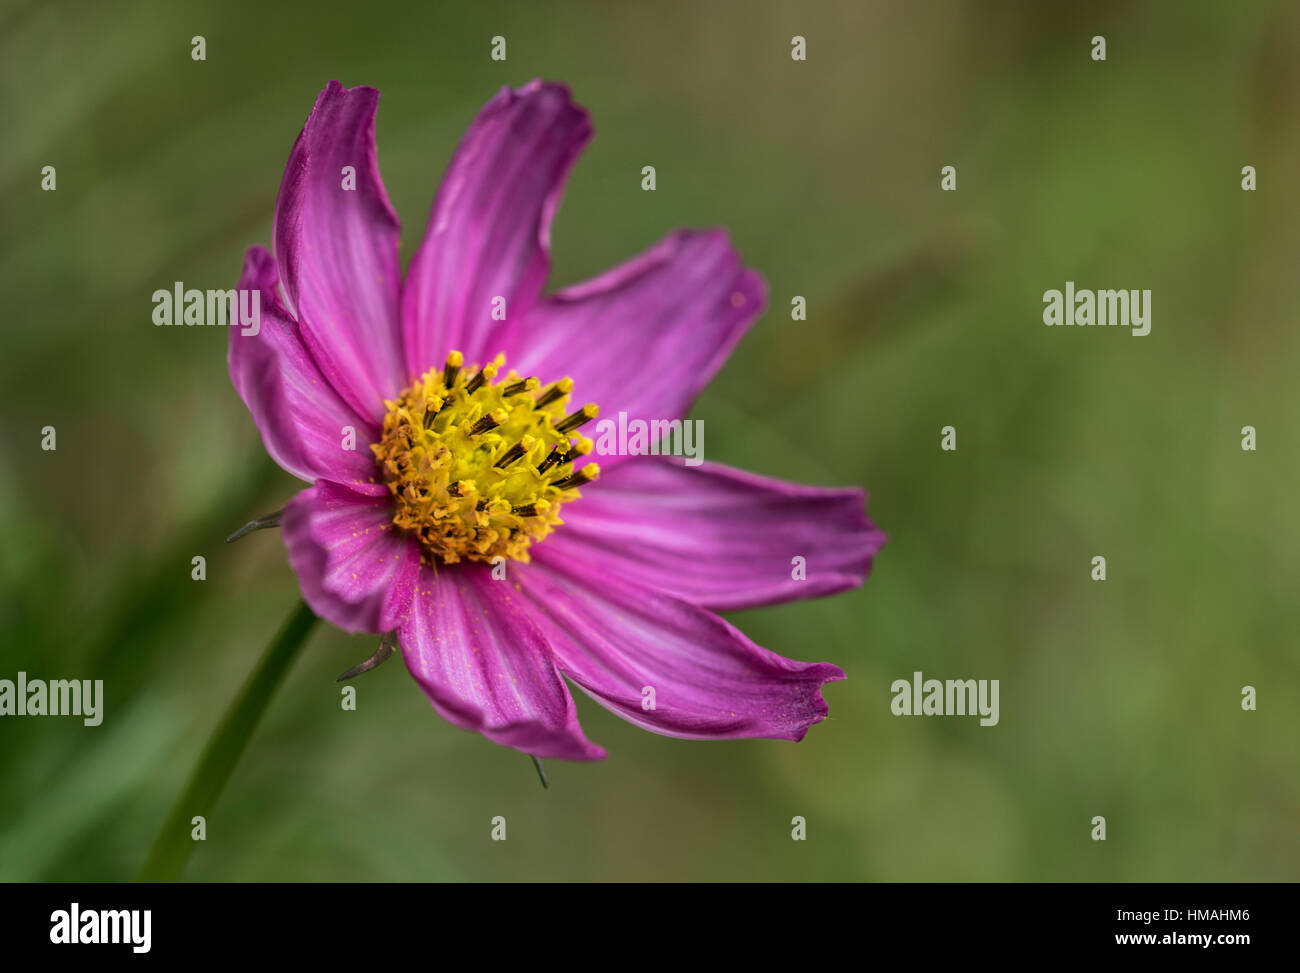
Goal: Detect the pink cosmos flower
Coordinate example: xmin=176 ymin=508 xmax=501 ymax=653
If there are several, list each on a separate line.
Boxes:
xmin=228 ymin=79 xmax=884 ymax=761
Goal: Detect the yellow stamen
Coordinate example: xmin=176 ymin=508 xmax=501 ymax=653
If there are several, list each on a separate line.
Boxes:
xmin=371 ymin=352 xmax=597 ymax=564
xmin=553 ymin=463 xmax=600 ymax=491
xmin=555 ymin=403 xmax=599 ymax=434
xmin=442 ymin=350 xmax=464 ymax=388
xmin=535 ymin=378 xmax=573 ymax=409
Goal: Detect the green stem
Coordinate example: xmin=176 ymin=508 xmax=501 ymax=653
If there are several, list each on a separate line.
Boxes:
xmin=138 ymin=600 xmax=318 ymax=881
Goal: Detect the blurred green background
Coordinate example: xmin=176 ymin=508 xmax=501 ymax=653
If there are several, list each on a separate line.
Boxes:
xmin=2 ymin=0 xmax=1297 ymax=881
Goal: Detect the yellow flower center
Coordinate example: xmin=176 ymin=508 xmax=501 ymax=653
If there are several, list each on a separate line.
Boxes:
xmin=372 ymin=351 xmax=600 ymax=565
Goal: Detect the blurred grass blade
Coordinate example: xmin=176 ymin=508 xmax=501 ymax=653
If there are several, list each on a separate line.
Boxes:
xmin=138 ymin=600 xmax=318 ymax=882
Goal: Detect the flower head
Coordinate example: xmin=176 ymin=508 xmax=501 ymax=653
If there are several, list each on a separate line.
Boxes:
xmin=229 ymin=80 xmax=885 ymax=761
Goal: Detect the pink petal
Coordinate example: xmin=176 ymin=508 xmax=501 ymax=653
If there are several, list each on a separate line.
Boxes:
xmin=281 ymin=481 xmax=421 ymax=634
xmin=398 ymin=564 xmax=606 ymax=761
xmin=507 ymin=229 xmax=766 ymax=464
xmin=274 ymin=81 xmax=404 ymax=419
xmin=515 ymin=550 xmax=845 ymax=741
xmin=553 ymin=457 xmax=885 ymax=612
xmin=228 ymin=246 xmax=388 ymax=493
xmin=402 ymin=80 xmax=592 ymax=377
